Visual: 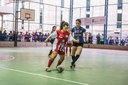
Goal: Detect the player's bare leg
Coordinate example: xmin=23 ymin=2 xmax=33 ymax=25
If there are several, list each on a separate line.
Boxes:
xmin=56 ymin=55 xmax=65 ymax=73
xmin=70 ymin=46 xmax=77 ymax=69
xmin=56 ymin=55 xmax=65 ymax=68
xmin=71 ymin=46 xmax=83 ymax=68
xmin=46 ymin=51 xmax=57 ymax=72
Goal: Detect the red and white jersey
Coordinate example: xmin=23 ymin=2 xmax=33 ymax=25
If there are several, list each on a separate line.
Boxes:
xmin=50 ymin=30 xmax=74 ymax=53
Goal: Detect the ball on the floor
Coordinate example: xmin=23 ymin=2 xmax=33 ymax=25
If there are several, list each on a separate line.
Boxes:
xmin=57 ymin=67 xmax=64 ymax=73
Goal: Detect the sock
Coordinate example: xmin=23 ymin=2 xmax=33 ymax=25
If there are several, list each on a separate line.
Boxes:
xmin=71 ymin=56 xmax=75 ymax=61
xmin=72 ymin=55 xmax=80 ymax=65
xmin=56 ymin=60 xmax=62 ymax=67
xmin=48 ymin=50 xmax=52 ymax=56
xmin=66 ymin=47 xmax=68 ymax=55
xmin=48 ymin=59 xmax=54 ymax=67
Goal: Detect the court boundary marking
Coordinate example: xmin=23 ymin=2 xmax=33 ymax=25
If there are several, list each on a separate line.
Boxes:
xmin=0 ymin=56 xmax=15 ymax=61
xmin=0 ymin=67 xmax=90 ymax=85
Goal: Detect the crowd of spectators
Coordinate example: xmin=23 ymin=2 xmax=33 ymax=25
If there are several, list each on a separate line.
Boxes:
xmin=96 ymin=33 xmax=128 ymax=46
xmin=0 ymin=30 xmax=128 ymax=46
xmin=0 ymin=30 xmax=50 ymax=42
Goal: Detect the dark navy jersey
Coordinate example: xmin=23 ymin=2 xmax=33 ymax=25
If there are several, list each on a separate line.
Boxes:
xmin=71 ymin=26 xmax=86 ymax=43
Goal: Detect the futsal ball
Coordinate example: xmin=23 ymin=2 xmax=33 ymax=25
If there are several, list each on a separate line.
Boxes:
xmin=57 ymin=67 xmax=64 ymax=73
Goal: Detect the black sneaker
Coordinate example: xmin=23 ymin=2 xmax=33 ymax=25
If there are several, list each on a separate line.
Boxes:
xmin=70 ymin=62 xmax=76 ymax=69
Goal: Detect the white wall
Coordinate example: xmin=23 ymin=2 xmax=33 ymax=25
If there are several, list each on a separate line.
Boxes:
xmin=1 ymin=0 xmax=128 ymax=38
xmin=91 ymin=0 xmax=105 ymax=6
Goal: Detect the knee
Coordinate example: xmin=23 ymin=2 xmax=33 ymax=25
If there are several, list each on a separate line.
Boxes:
xmin=60 ymin=57 xmax=64 ymax=61
xmin=76 ymin=50 xmax=82 ymax=55
xmin=50 ymin=57 xmax=55 ymax=61
xmin=50 ymin=54 xmax=56 ymax=60
xmin=71 ymin=52 xmax=75 ymax=56
xmin=76 ymin=54 xmax=80 ymax=57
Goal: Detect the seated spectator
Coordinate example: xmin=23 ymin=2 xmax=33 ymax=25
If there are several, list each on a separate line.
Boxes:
xmin=3 ymin=30 xmax=7 ymax=41
xmin=115 ymin=37 xmax=119 ymax=45
xmin=96 ymin=33 xmax=100 ymax=44
xmin=0 ymin=31 xmax=2 ymax=41
xmin=108 ymin=36 xmax=114 ymax=45
xmin=100 ymin=34 xmax=104 ymax=44
xmin=120 ymin=39 xmax=125 ymax=46
xmin=125 ymin=36 xmax=128 ymax=46
xmin=88 ymin=32 xmax=93 ymax=44
xmin=9 ymin=31 xmax=13 ymax=41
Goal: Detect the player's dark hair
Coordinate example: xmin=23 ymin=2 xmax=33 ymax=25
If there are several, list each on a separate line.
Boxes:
xmin=60 ymin=21 xmax=69 ymax=30
xmin=76 ymin=19 xmax=81 ymax=23
xmin=52 ymin=26 xmax=56 ymax=31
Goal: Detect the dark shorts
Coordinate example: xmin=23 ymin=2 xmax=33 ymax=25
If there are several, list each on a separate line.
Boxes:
xmin=50 ymin=39 xmax=55 ymax=44
xmin=73 ymin=42 xmax=84 ymax=47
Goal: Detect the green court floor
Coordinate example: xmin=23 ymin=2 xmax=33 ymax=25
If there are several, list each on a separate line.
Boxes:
xmin=0 ymin=47 xmax=128 ymax=85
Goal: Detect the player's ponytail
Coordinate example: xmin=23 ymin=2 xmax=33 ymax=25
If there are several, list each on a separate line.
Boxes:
xmin=52 ymin=26 xmax=56 ymax=31
xmin=60 ymin=21 xmax=65 ymax=30
xmin=60 ymin=21 xmax=69 ymax=30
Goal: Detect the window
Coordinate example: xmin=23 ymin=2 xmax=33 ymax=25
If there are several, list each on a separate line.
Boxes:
xmin=117 ymin=14 xmax=122 ymax=21
xmin=40 ymin=16 xmax=42 ymax=24
xmin=86 ymin=0 xmax=90 ymax=11
xmin=40 ymin=8 xmax=43 ymax=24
xmin=86 ymin=25 xmax=89 ymax=29
xmin=86 ymin=14 xmax=90 ymax=18
xmin=40 ymin=24 xmax=42 ymax=28
xmin=118 ymin=0 xmax=122 ymax=9
xmin=86 ymin=7 xmax=90 ymax=11
xmin=117 ymin=0 xmax=122 ymax=28
xmin=86 ymin=14 xmax=90 ymax=29
xmin=117 ymin=21 xmax=122 ymax=28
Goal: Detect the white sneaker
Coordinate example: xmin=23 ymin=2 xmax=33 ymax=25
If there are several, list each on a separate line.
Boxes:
xmin=45 ymin=67 xmax=51 ymax=72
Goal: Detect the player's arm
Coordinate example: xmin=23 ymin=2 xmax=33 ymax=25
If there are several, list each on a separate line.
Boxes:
xmin=45 ymin=35 xmax=51 ymax=42
xmin=72 ymin=38 xmax=79 ymax=43
xmin=45 ymin=31 xmax=57 ymax=42
xmin=68 ymin=34 xmax=79 ymax=43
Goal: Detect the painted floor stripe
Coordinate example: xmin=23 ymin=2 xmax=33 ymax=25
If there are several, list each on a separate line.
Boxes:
xmin=0 ymin=67 xmax=90 ymax=85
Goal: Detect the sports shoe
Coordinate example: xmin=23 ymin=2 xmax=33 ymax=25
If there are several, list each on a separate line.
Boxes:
xmin=70 ymin=62 xmax=76 ymax=69
xmin=45 ymin=68 xmax=51 ymax=72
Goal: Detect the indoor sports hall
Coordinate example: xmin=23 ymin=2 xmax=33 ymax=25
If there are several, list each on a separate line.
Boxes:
xmin=0 ymin=0 xmax=128 ymax=85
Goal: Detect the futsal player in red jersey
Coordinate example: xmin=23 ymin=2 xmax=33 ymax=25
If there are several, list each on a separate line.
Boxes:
xmin=45 ymin=21 xmax=79 ymax=72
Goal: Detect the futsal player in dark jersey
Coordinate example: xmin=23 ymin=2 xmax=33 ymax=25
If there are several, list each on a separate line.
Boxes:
xmin=70 ymin=19 xmax=87 ymax=69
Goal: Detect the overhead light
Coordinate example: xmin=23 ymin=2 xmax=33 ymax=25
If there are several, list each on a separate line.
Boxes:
xmin=61 ymin=8 xmax=64 ymax=12
xmin=40 ymin=5 xmax=43 ymax=9
xmin=117 ymin=9 xmax=122 ymax=14
xmin=86 ymin=11 xmax=90 ymax=14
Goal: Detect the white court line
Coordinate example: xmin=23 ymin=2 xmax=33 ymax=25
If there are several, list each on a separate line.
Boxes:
xmin=0 ymin=67 xmax=90 ymax=85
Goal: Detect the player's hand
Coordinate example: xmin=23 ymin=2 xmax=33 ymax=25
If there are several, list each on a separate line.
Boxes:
xmin=73 ymin=39 xmax=79 ymax=43
xmin=76 ymin=40 xmax=79 ymax=43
